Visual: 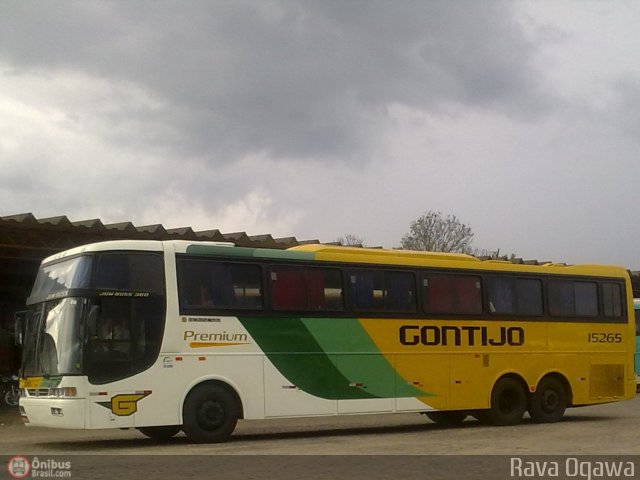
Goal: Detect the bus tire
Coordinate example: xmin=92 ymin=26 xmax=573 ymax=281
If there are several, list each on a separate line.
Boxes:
xmin=182 ymin=383 xmax=240 ymax=443
xmin=528 ymin=377 xmax=567 ymax=423
xmin=424 ymin=411 xmax=468 ymax=425
xmin=4 ymin=389 xmax=20 ymax=407
xmin=486 ymin=377 xmax=527 ymax=426
xmin=138 ymin=425 xmax=181 ymax=441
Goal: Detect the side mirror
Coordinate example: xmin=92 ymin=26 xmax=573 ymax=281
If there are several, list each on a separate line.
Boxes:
xmin=14 ymin=311 xmax=27 ymax=346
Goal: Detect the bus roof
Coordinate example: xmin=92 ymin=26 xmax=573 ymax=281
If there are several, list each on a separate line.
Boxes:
xmin=291 ymin=244 xmax=479 ymax=262
xmin=40 ymin=239 xmax=233 ymax=264
xmin=40 ymin=240 xmax=629 ymax=279
xmin=289 ymin=244 xmax=628 ymax=278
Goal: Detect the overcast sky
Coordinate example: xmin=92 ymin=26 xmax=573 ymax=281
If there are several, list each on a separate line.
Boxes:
xmin=1 ymin=1 xmax=639 ymax=267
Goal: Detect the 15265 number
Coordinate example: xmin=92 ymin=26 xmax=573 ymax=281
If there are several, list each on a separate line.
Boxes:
xmin=587 ymin=333 xmax=622 ymax=343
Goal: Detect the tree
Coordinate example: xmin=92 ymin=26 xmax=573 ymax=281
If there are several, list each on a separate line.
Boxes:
xmin=336 ymin=233 xmax=365 ymax=247
xmin=400 ymin=211 xmax=474 ymax=253
xmin=472 ymin=248 xmax=517 ymax=260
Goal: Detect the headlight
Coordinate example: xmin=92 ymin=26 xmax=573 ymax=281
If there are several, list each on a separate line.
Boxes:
xmin=50 ymin=387 xmax=77 ymax=398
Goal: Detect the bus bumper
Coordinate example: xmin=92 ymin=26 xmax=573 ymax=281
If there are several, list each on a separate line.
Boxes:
xmin=20 ymin=397 xmax=87 ymax=429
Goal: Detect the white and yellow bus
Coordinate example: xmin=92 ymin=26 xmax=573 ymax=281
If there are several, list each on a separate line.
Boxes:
xmin=18 ymin=240 xmax=636 ymax=442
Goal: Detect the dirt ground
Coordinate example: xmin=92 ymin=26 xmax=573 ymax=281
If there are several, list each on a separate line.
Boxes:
xmin=2 ymin=396 xmax=640 ymax=455
xmin=2 ymin=398 xmax=640 ymax=480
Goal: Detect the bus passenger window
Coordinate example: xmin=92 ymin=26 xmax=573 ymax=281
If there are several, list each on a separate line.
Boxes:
xmin=271 ymin=267 xmax=307 ymax=310
xmin=177 ymin=260 xmax=263 ymax=311
xmin=385 ymin=272 xmax=416 ymax=312
xmin=423 ymin=274 xmax=482 ymax=315
xmin=486 ymin=277 xmax=543 ymax=316
xmin=351 ymin=271 xmax=377 ymax=310
xmin=351 ymin=270 xmax=415 ymax=313
xmin=516 ymin=279 xmax=543 ymax=316
xmin=548 ymin=280 xmax=597 ymax=318
xmin=271 ymin=266 xmax=343 ymax=312
xmin=602 ymin=283 xmax=623 ymax=317
xmin=548 ymin=281 xmax=574 ymax=317
xmin=575 ymin=282 xmax=598 ymax=317
xmin=488 ymin=278 xmax=515 ymax=314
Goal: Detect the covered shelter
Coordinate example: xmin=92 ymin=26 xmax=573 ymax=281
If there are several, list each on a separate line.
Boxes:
xmin=0 ymin=213 xmax=321 ymax=372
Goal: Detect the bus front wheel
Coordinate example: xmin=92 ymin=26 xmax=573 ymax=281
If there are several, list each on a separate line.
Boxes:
xmin=182 ymin=383 xmax=240 ymax=443
xmin=528 ymin=377 xmax=567 ymax=423
xmin=485 ymin=377 xmax=527 ymax=426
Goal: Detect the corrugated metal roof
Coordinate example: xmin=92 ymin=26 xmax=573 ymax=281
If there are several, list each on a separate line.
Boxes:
xmin=0 ymin=212 xmax=320 ymax=248
xmin=0 ymin=212 xmax=563 ymax=264
xmin=0 ymin=212 xmax=328 ymax=316
xmin=1 ymin=211 xmax=638 ymax=292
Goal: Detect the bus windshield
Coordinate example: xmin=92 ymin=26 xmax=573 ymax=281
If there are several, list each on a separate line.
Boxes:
xmin=21 ymin=298 xmax=85 ymax=377
xmin=22 ymin=252 xmax=167 ymax=383
xmin=29 ymin=256 xmax=92 ymax=303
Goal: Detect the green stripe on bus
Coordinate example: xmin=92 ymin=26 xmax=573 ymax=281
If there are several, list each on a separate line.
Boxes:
xmin=300 ymin=318 xmax=428 ymax=398
xmin=253 ymin=249 xmax=316 ymax=261
xmin=238 ymin=317 xmax=429 ymax=400
xmin=185 ymin=245 xmax=316 ymax=261
xmin=239 ymin=317 xmax=377 ymax=400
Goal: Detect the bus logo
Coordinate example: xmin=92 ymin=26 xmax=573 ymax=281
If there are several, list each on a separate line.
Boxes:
xmin=184 ymin=330 xmax=250 ymax=348
xmin=399 ymin=325 xmax=525 ymax=347
xmin=97 ymin=392 xmax=150 ymax=416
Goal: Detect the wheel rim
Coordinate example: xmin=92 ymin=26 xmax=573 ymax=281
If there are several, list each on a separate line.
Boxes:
xmin=197 ymin=400 xmax=225 ymax=431
xmin=5 ymin=391 xmax=19 ymax=407
xmin=541 ymin=389 xmax=560 ymax=413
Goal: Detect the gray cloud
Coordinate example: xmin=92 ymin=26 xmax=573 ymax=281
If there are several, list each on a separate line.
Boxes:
xmin=2 ymin=1 xmax=640 ymax=267
xmin=0 ymin=1 xmax=547 ymax=163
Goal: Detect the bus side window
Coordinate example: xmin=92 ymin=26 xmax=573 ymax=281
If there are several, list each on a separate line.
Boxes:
xmin=177 ymin=260 xmax=263 ymax=311
xmin=516 ymin=279 xmax=543 ymax=316
xmin=351 ymin=272 xmax=374 ymax=310
xmin=548 ymin=280 xmax=598 ymax=318
xmin=487 ymin=277 xmax=543 ymax=316
xmin=575 ymin=282 xmax=598 ymax=317
xmin=423 ymin=274 xmax=482 ymax=315
xmin=602 ymin=283 xmax=623 ymax=318
xmin=351 ymin=270 xmax=415 ymax=313
xmin=209 ymin=265 xmax=238 ymax=307
xmin=385 ymin=272 xmax=416 ymax=312
xmin=488 ymin=277 xmax=515 ymax=314
xmin=271 ymin=267 xmax=343 ymax=312
xmin=271 ymin=267 xmax=307 ymax=310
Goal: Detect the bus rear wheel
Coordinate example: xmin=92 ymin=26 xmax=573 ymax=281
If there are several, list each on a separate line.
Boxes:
xmin=138 ymin=425 xmax=182 ymax=441
xmin=528 ymin=377 xmax=567 ymax=423
xmin=424 ymin=411 xmax=468 ymax=425
xmin=485 ymin=377 xmax=527 ymax=426
xmin=182 ymin=383 xmax=240 ymax=443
